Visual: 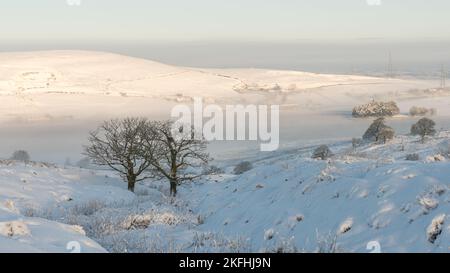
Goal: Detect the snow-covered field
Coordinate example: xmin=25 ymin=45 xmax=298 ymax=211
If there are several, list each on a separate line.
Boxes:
xmin=0 ymin=50 xmax=443 ymax=127
xmin=1 ymin=131 xmax=449 ymax=253
xmin=1 ymin=51 xmax=448 ymax=163
xmin=0 ymin=51 xmax=449 ymax=252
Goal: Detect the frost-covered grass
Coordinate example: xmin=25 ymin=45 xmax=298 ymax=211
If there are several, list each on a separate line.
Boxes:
xmin=188 ymin=131 xmax=450 ymax=253
xmin=1 ymin=131 xmax=450 ymax=252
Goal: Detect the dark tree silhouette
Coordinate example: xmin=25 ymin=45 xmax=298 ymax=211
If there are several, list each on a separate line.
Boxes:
xmin=11 ymin=150 xmax=30 ymax=162
xmin=411 ymin=117 xmax=436 ymax=143
xmin=144 ymin=121 xmax=210 ymax=197
xmin=363 ymin=118 xmax=395 ymax=143
xmin=85 ymin=118 xmax=154 ymax=192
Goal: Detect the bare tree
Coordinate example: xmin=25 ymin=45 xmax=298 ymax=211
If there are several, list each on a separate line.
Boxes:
xmin=144 ymin=121 xmax=210 ymax=197
xmin=84 ymin=118 xmax=154 ymax=192
xmin=411 ymin=117 xmax=436 ymax=143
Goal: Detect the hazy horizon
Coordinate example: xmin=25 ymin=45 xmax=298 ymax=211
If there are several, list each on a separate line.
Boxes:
xmin=1 ymin=40 xmax=449 ymax=77
xmin=2 ymin=0 xmax=450 ymax=75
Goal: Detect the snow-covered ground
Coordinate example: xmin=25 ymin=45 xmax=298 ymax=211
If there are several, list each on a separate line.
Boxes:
xmin=1 ymin=51 xmax=449 ymax=163
xmin=0 ymin=50 xmax=441 ymax=125
xmin=1 ymin=131 xmax=448 ymax=253
xmin=0 ymin=50 xmax=449 ymax=252
xmin=0 ymin=161 xmax=134 ymax=253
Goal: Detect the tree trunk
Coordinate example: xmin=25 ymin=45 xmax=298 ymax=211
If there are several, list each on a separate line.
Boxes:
xmin=127 ymin=176 xmax=136 ymax=192
xmin=170 ymin=179 xmax=177 ymax=197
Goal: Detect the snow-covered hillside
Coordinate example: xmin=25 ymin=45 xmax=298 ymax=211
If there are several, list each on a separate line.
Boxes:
xmin=1 ymin=132 xmax=448 ymax=253
xmin=193 ymin=133 xmax=450 ymax=252
xmin=0 ymin=50 xmax=449 ymax=252
xmin=0 ymin=50 xmax=415 ymax=98
xmin=0 ymin=161 xmax=134 ymax=252
xmin=0 ymin=50 xmax=440 ymax=124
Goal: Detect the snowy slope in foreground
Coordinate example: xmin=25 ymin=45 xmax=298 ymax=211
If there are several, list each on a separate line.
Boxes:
xmin=0 ymin=162 xmax=134 ymax=253
xmin=0 ymin=133 xmax=449 ymax=253
xmin=189 ymin=133 xmax=450 ymax=252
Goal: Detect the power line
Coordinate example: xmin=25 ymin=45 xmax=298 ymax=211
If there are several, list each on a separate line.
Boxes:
xmin=440 ymin=64 xmax=446 ymax=89
xmin=387 ymin=51 xmax=394 ymax=78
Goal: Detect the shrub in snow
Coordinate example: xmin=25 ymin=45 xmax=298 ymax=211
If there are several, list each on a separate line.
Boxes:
xmin=406 ymin=153 xmax=420 ymax=161
xmin=316 ymin=232 xmax=340 ymax=253
xmin=103 ymin=232 xmax=183 ymax=253
xmin=76 ymin=157 xmax=91 ymax=168
xmin=411 ymin=117 xmax=436 ymax=143
xmin=121 ymin=210 xmax=193 ymax=231
xmin=191 ymin=232 xmax=251 ymax=253
xmin=425 ymin=154 xmax=446 ymax=163
xmin=197 ymin=214 xmax=205 ymax=225
xmin=312 ymin=145 xmax=334 ymax=160
xmin=352 ymin=101 xmax=400 ymax=118
xmin=203 ymin=165 xmax=224 ymax=175
xmin=122 ymin=214 xmax=152 ymax=230
xmin=362 ymin=118 xmax=395 ymax=143
xmin=233 ymin=161 xmax=253 ymax=175
xmin=121 ymin=211 xmax=189 ymax=244
xmin=264 ymin=228 xmax=275 ymax=240
xmin=418 ymin=196 xmax=439 ymax=211
xmin=10 ymin=150 xmax=30 ymax=162
xmin=263 ymin=236 xmax=298 ymax=253
xmin=409 ymin=106 xmax=437 ymax=117
xmin=427 ymin=214 xmax=445 ymax=244
xmin=430 ymin=184 xmax=447 ymax=196
xmin=352 ymin=138 xmax=363 ymax=149
xmin=287 ymin=215 xmax=304 ymax=230
xmin=0 ymin=221 xmax=30 ymax=237
xmin=70 ymin=200 xmax=107 ymax=216
xmin=338 ymin=218 xmax=353 ymax=234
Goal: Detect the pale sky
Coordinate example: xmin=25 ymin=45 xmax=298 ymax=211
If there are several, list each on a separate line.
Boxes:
xmin=1 ymin=0 xmax=450 ymax=43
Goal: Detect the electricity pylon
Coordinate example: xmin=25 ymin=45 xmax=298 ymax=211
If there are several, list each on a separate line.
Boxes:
xmin=387 ymin=51 xmax=394 ymax=78
xmin=440 ymin=64 xmax=446 ymax=89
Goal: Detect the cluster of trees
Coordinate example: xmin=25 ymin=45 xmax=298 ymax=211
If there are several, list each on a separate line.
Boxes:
xmin=312 ymin=117 xmax=437 ymax=161
xmin=352 ymin=101 xmax=400 ymax=118
xmin=363 ymin=117 xmax=436 ymax=144
xmin=85 ymin=118 xmax=210 ymax=196
xmin=409 ymin=106 xmax=437 ymax=117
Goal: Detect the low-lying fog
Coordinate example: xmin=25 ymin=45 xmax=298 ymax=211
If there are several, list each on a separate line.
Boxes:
xmin=2 ymin=95 xmax=450 ymax=164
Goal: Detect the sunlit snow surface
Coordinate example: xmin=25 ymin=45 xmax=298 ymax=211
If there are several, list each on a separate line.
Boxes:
xmin=0 ymin=132 xmax=449 ymax=252
xmin=0 ymin=51 xmax=449 ymax=252
xmin=0 ymin=51 xmax=448 ymax=162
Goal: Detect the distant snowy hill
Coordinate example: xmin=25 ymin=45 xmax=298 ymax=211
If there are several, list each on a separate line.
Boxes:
xmin=0 ymin=50 xmax=439 ymax=124
xmin=1 ymin=132 xmax=448 ymax=253
xmin=0 ymin=50 xmax=403 ymax=98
